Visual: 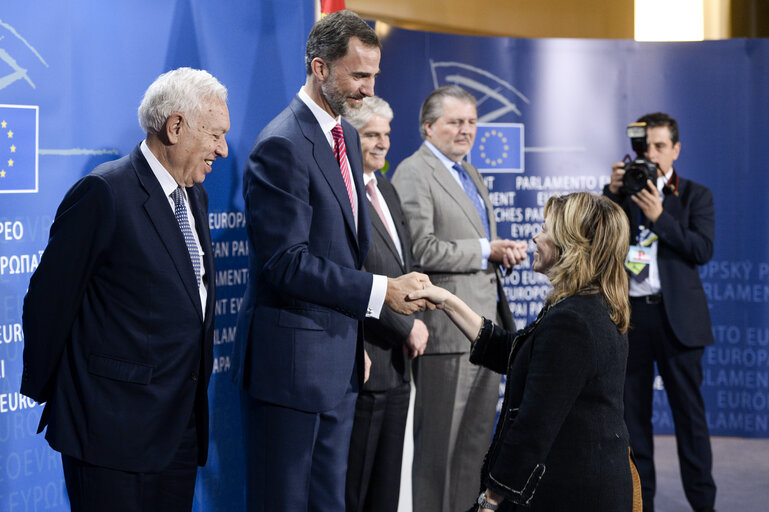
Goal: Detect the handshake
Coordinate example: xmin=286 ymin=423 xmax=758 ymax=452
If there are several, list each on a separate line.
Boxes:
xmin=385 ymin=272 xmax=436 ymax=315
xmin=385 ymin=240 xmax=528 ymax=316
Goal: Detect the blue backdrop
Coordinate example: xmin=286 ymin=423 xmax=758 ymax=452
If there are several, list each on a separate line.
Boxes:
xmin=375 ymin=29 xmax=769 ymax=441
xmin=0 ymin=1 xmax=313 ymax=509
xmin=0 ymin=2 xmax=767 ymax=510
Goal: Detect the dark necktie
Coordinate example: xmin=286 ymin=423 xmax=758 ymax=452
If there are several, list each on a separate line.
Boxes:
xmin=331 ymin=123 xmax=355 ymax=215
xmin=453 ymin=162 xmax=490 ymax=240
xmin=171 ymin=187 xmax=201 ymax=287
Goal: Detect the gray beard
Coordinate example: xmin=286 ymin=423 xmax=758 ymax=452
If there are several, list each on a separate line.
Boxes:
xmin=321 ymin=80 xmax=349 ymax=118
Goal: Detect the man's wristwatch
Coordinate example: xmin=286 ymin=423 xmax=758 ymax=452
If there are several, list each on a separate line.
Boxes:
xmin=477 ymin=491 xmax=499 ymax=511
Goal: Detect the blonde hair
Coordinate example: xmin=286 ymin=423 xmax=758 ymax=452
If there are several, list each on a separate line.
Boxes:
xmin=543 ymin=192 xmax=630 ymax=332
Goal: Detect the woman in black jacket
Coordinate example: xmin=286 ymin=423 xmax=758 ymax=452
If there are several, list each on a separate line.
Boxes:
xmin=409 ymin=192 xmax=635 ymax=511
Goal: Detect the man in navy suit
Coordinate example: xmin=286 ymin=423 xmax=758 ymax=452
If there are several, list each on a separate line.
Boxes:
xmin=604 ymin=112 xmax=717 ymax=512
xmin=21 ymin=67 xmax=229 ymax=512
xmin=231 ymin=10 xmax=429 ymax=512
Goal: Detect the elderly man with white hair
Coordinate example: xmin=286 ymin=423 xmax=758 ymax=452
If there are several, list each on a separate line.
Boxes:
xmin=21 ymin=67 xmax=229 ymax=512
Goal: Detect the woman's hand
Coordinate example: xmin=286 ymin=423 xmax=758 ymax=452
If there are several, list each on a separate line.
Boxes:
xmin=408 ymin=284 xmax=484 ymax=343
xmin=483 ymin=488 xmax=503 ymax=507
xmin=407 ymin=284 xmax=453 ymax=309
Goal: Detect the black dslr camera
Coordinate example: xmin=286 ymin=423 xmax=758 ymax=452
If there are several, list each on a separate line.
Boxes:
xmin=620 ymin=122 xmax=659 ymax=195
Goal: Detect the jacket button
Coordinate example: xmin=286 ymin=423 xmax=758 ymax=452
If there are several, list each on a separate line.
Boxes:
xmin=191 ymin=372 xmax=198 ymax=382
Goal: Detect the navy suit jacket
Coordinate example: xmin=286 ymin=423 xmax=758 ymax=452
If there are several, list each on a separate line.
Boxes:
xmin=20 ymin=145 xmax=215 ymax=473
xmin=604 ymin=173 xmax=715 ymax=347
xmin=232 ymin=96 xmax=373 ymax=412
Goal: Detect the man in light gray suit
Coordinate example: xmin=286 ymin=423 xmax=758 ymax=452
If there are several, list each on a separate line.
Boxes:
xmin=392 ymin=85 xmax=527 ymax=511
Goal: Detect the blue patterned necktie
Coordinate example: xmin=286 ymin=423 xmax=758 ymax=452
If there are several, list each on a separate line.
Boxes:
xmin=453 ymin=162 xmax=490 ymax=240
xmin=171 ymin=187 xmax=201 ymax=287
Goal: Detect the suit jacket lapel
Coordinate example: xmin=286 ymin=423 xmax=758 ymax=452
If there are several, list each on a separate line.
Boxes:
xmin=373 ymin=174 xmax=407 ymax=271
xmin=662 ymin=182 xmax=683 ymax=220
xmin=345 ymin=118 xmax=370 ymax=265
xmin=290 ymin=98 xmax=360 ymax=252
xmin=462 ymin=161 xmax=497 ymax=239
xmin=419 ymin=144 xmax=487 ymax=239
xmin=131 ymin=148 xmax=204 ymax=322
xmin=189 ymin=184 xmax=213 ymax=323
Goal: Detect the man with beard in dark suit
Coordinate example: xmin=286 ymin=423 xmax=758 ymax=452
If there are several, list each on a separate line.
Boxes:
xmin=231 ymin=11 xmax=430 ymax=512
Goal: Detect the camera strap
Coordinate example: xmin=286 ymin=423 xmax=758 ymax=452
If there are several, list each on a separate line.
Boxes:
xmin=663 ymin=169 xmax=679 ymax=196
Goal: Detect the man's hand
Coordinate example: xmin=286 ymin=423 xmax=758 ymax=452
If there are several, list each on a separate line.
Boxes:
xmin=489 ymin=239 xmax=528 ymax=268
xmin=386 ymin=272 xmax=434 ymax=315
xmin=404 ymin=318 xmax=428 ymax=359
xmin=631 ymin=179 xmax=663 ymax=222
xmin=608 ymin=161 xmax=626 ymax=195
xmin=364 ymin=349 xmax=371 ymax=383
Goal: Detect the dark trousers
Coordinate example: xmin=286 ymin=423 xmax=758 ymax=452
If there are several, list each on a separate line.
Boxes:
xmin=346 ymin=383 xmax=410 ymax=512
xmin=62 ymin=413 xmax=198 ymax=512
xmin=240 ymin=383 xmax=358 ymax=512
xmin=624 ymin=299 xmax=716 ymax=512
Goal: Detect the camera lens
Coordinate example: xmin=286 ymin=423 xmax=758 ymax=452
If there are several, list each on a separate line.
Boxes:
xmin=623 ymin=166 xmax=647 ymax=194
xmin=620 ymin=159 xmax=658 ymax=195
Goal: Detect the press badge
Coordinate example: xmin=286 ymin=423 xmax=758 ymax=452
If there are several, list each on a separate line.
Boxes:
xmin=627 ymin=245 xmax=652 ymax=264
xmin=625 ymin=226 xmax=657 ymax=275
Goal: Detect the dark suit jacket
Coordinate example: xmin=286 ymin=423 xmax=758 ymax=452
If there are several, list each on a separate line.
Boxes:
xmin=20 ymin=145 xmax=215 ymax=473
xmin=231 ymin=96 xmax=373 ymax=413
xmin=471 ymin=294 xmax=632 ymax=511
xmin=604 ymin=174 xmax=715 ymax=347
xmin=361 ymin=174 xmax=417 ymax=392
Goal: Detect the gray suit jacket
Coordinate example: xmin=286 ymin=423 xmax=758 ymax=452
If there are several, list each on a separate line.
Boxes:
xmin=392 ymin=143 xmax=513 ymax=354
xmin=362 ymin=174 xmax=418 ymax=391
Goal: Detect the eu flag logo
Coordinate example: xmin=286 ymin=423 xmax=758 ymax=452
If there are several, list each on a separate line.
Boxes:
xmin=468 ymin=123 xmax=524 ymax=173
xmin=0 ymin=104 xmax=38 ymax=193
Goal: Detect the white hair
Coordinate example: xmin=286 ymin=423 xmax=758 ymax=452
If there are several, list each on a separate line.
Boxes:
xmin=344 ymin=96 xmax=394 ymax=131
xmin=137 ymin=67 xmax=228 ymax=135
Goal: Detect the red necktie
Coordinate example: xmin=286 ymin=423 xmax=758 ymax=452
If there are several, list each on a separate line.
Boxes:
xmin=331 ymin=124 xmax=355 ymax=215
xmin=365 ymin=179 xmax=395 ymax=242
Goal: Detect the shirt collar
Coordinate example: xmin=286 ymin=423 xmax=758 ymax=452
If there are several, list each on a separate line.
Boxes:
xmin=363 ymin=172 xmax=376 ymax=188
xmin=140 ymin=140 xmax=184 ymax=199
xmin=424 ymin=140 xmax=464 ymax=171
xmin=298 ymin=86 xmax=340 ymax=145
xmin=656 ymin=168 xmax=674 ymax=194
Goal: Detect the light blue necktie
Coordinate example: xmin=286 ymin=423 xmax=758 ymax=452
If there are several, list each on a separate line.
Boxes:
xmin=453 ymin=162 xmax=490 ymax=240
xmin=171 ymin=187 xmax=201 ymax=287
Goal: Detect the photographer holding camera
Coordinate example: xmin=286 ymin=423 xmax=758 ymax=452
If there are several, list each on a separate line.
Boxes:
xmin=603 ymin=112 xmax=716 ymax=512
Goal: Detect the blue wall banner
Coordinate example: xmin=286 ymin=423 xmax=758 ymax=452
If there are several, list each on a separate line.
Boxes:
xmin=0 ymin=3 xmax=767 ymax=510
xmin=374 ymin=30 xmax=769 ymax=439
xmin=0 ymin=1 xmax=313 ymax=509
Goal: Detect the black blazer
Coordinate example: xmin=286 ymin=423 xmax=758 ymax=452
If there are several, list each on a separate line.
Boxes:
xmin=21 ymin=145 xmax=215 ymax=473
xmin=604 ymin=174 xmax=715 ymax=347
xmin=361 ymin=174 xmax=419 ymax=391
xmin=471 ymin=294 xmax=632 ymax=511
